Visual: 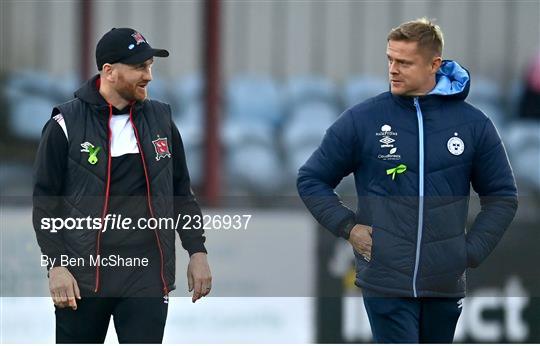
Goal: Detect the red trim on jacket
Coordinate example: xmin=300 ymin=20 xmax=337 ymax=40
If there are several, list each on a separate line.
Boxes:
xmin=94 ymin=103 xmax=113 ymax=293
xmin=128 ymin=105 xmax=169 ymax=296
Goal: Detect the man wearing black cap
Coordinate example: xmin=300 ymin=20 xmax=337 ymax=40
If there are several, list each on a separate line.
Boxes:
xmin=33 ymin=28 xmax=211 ymax=343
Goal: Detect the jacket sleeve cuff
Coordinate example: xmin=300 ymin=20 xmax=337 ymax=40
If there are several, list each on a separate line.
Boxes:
xmin=465 ymin=240 xmax=481 ymax=268
xmin=182 ymin=237 xmax=208 ymax=257
xmin=46 ymin=254 xmax=64 ymax=276
xmin=336 ymin=217 xmax=356 ymax=240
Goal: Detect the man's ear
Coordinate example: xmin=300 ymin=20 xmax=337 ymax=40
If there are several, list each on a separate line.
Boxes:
xmin=101 ymin=64 xmax=116 ymax=82
xmin=431 ymin=56 xmax=442 ymax=74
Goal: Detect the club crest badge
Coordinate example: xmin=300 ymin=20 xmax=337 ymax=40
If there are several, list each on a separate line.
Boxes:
xmin=131 ymin=31 xmax=147 ymax=45
xmin=447 ymin=132 xmax=465 ymax=156
xmin=152 ymin=136 xmax=171 ymax=161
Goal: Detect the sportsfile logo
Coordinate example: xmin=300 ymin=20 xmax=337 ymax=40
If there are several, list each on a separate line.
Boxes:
xmin=40 ymin=213 xmax=253 ymax=233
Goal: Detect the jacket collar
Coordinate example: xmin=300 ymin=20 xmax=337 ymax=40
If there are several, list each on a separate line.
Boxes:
xmin=74 ymin=74 xmax=145 ymax=115
xmin=390 ymin=60 xmax=471 ymax=110
xmin=391 ymin=93 xmax=448 ymax=110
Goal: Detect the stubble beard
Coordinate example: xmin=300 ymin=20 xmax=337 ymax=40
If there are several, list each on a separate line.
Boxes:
xmin=116 ymin=76 xmax=146 ymax=103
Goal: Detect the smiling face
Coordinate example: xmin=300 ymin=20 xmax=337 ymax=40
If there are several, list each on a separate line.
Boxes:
xmin=387 ymin=40 xmax=441 ymax=96
xmin=110 ymin=58 xmax=154 ymax=102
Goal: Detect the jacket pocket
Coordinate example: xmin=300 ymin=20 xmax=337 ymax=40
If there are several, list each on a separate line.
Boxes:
xmin=368 ymin=225 xmax=378 ymax=266
xmin=352 ymin=224 xmax=375 ymax=266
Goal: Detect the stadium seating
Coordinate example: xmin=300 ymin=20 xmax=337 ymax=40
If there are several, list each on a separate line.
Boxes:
xmin=282 ymin=76 xmax=340 ymax=184
xmin=3 ymin=70 xmax=534 ymax=198
xmin=171 ymin=74 xmax=205 ymax=186
xmin=343 ymin=75 xmax=388 ymax=107
xmin=4 ymin=71 xmax=79 ymax=140
xmin=503 ymin=120 xmax=540 ymax=192
xmin=468 ymin=77 xmax=506 ymax=128
xmin=222 ymin=76 xmax=285 ymax=193
xmin=226 ymin=76 xmax=284 ymax=127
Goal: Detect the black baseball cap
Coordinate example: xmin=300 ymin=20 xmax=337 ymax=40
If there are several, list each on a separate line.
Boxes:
xmin=96 ymin=28 xmax=169 ymax=70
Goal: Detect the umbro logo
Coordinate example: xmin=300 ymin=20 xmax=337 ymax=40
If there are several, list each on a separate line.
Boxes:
xmin=376 ymin=124 xmax=398 ymax=148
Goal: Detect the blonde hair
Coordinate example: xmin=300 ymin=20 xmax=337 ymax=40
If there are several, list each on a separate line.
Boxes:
xmin=387 ymin=17 xmax=444 ymax=58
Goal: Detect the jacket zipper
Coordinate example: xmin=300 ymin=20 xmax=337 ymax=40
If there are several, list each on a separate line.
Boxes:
xmin=412 ymin=97 xmax=425 ymax=298
xmin=94 ymin=104 xmax=114 ymax=292
xmin=128 ymin=106 xmax=169 ymax=296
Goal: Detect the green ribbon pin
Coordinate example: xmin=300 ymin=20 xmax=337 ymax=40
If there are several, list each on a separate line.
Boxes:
xmin=87 ymin=146 xmax=101 ymax=165
xmin=386 ymin=164 xmax=407 ymax=180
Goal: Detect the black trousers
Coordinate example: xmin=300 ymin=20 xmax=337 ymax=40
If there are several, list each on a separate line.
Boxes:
xmin=363 ymin=289 xmax=462 ymax=343
xmin=55 ymin=297 xmax=168 ymax=343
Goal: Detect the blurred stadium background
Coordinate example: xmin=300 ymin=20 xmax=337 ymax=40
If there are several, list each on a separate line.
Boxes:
xmin=1 ymin=0 xmax=539 ymax=343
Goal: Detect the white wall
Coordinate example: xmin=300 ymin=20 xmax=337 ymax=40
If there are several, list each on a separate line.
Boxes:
xmin=1 ymin=0 xmax=539 ymax=85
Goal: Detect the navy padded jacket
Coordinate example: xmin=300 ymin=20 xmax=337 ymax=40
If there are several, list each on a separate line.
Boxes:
xmin=297 ymin=61 xmax=518 ymax=297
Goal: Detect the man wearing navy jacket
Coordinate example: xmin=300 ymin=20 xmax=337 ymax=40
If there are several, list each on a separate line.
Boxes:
xmin=33 ymin=28 xmax=211 ymax=343
xmin=298 ymin=18 xmax=518 ymax=343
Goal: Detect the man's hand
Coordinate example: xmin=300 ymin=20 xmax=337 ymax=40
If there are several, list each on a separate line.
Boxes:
xmin=187 ymin=252 xmax=212 ymax=303
xmin=49 ymin=267 xmax=81 ymax=310
xmin=348 ymin=224 xmax=373 ymax=261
